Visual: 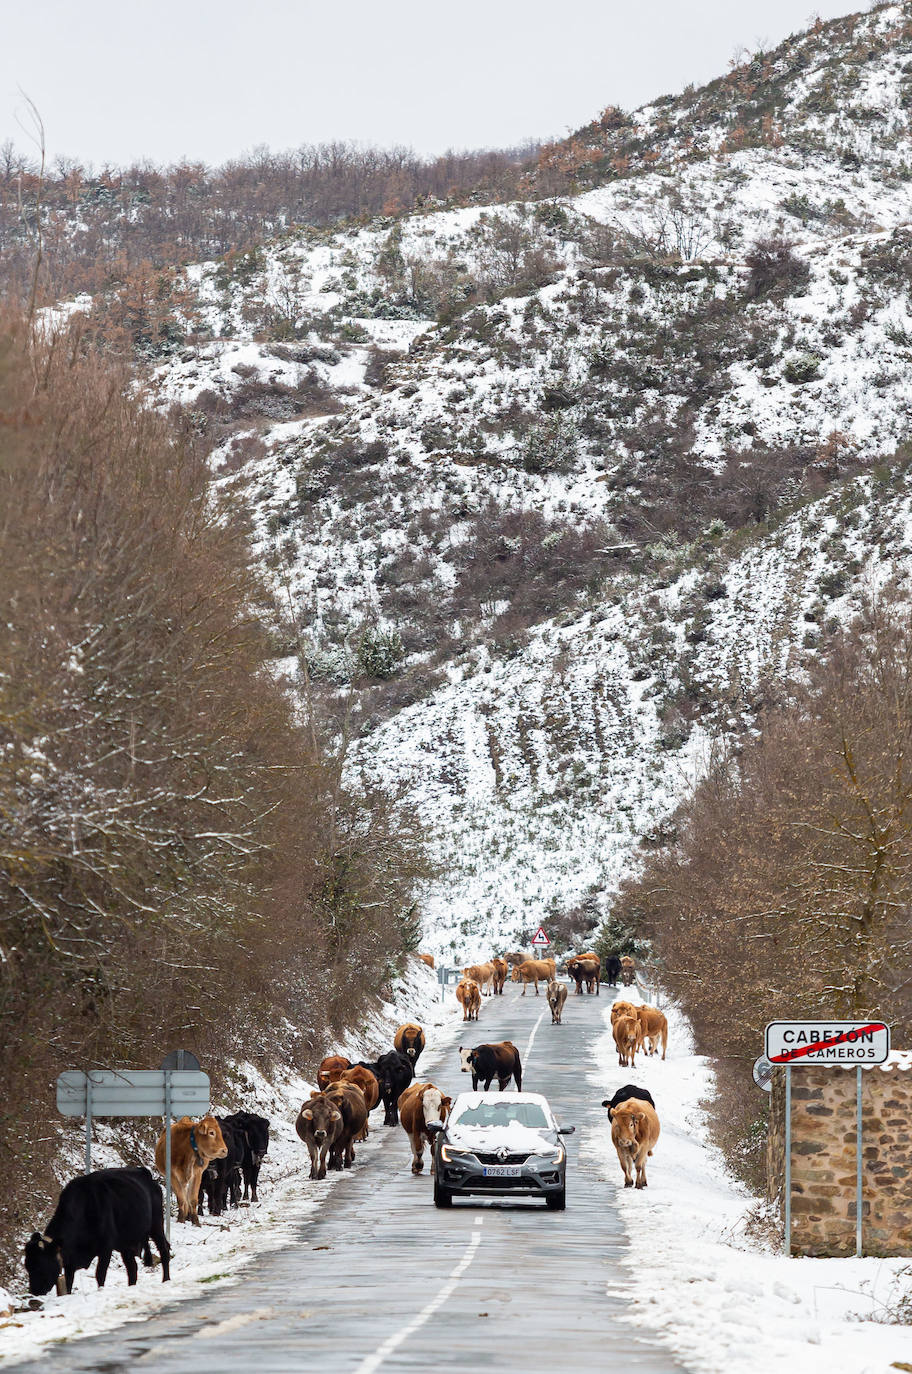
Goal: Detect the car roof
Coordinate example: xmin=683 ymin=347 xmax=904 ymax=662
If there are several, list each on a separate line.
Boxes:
xmin=451 ymin=1091 xmax=552 ymax=1109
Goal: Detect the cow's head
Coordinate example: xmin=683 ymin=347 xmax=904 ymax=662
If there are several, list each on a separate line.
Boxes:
xmin=609 ymin=1103 xmax=643 ymax=1149
xmin=299 ymin=1100 xmax=341 ymax=1143
xmin=458 ymin=1047 xmax=476 ymax=1074
xmin=195 ymin=1115 xmax=228 ymax=1162
xmin=246 ymin=1117 xmax=269 ymax=1163
xmin=510 ymin=966 xmax=521 ymax=982
xmin=421 ymin=1087 xmax=452 ymax=1129
xmin=24 ymin=1232 xmax=66 ymax=1297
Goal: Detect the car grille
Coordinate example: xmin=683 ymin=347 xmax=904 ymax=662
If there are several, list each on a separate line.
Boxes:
xmin=473 ymin=1152 xmax=530 ymax=1165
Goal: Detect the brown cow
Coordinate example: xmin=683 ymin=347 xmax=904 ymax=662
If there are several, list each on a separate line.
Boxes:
xmin=295 ymin=1094 xmax=343 ymax=1180
xmin=505 ymin=951 xmax=527 ymax=967
xmin=511 ymin=958 xmax=556 ymax=996
xmin=317 ymin=1054 xmax=351 ymax=1091
xmin=568 ymin=955 xmax=601 ymax=996
xmin=456 ymin=978 xmax=481 ymax=1021
xmin=609 ymin=1099 xmax=660 ymax=1188
xmin=610 ymin=1000 xmax=638 ymax=1025
xmin=637 ymin=1005 xmax=668 ymax=1059
xmin=417 ymin=952 xmax=435 ymax=970
xmin=546 ymin=979 xmax=568 ymax=1024
xmin=328 ymin=1064 xmax=380 ymax=1138
xmin=154 ymin=1116 xmax=227 ymax=1226
xmin=613 ymin=1013 xmax=639 ymax=1067
xmin=394 ymin=1022 xmax=426 ymax=1065
xmin=620 ymin=954 xmax=636 ymax=986
xmin=323 ymin=1081 xmax=369 ymax=1170
xmin=491 ymin=957 xmax=508 ymax=995
xmin=398 ymin=1081 xmax=452 ymax=1174
xmin=462 ymin=962 xmax=495 ymax=996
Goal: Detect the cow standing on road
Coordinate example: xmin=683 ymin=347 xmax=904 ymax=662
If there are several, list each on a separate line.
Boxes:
xmin=458 ymin=1041 xmax=523 ymax=1091
xmin=547 ymin=980 xmax=568 ymax=1024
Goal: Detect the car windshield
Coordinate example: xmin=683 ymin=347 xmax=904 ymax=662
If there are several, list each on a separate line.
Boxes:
xmin=454 ymin=1101 xmax=549 ymax=1129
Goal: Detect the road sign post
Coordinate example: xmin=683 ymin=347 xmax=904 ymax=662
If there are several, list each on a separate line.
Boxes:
xmin=56 ymin=1066 xmax=210 ymax=1244
xmin=764 ymin=1020 xmax=890 ymax=1257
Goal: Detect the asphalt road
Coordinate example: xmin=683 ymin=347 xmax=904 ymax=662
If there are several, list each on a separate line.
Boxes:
xmin=9 ymin=984 xmax=680 ymax=1373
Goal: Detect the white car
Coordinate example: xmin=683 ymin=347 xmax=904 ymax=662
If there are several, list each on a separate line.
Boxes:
xmin=432 ymin=1091 xmax=574 ymax=1209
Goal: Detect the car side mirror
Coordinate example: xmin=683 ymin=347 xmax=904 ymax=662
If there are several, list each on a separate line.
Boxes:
xmin=557 ymin=1126 xmax=576 ymax=1135
xmin=426 ymin=1122 xmax=445 ymax=1136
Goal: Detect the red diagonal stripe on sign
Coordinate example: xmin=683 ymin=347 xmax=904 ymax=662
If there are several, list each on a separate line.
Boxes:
xmin=769 ymin=1023 xmax=886 ymax=1064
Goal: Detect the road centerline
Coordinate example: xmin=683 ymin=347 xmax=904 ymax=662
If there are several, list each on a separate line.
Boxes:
xmin=351 ymin=1223 xmax=484 ymax=1374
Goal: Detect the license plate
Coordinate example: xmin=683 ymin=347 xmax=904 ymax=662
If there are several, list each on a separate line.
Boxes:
xmin=482 ymin=1165 xmax=522 ymax=1177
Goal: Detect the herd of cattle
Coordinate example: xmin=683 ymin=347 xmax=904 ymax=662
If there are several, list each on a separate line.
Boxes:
xmin=23 ymin=948 xmax=663 ymax=1301
xmin=454 ymin=950 xmax=636 ymax=1023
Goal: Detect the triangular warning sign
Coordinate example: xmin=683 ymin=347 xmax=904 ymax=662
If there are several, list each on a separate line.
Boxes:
xmin=530 ymin=926 xmax=550 ymax=947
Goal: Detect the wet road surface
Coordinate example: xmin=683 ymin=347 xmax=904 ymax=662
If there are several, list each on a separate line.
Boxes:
xmin=8 ymin=985 xmax=681 ymax=1373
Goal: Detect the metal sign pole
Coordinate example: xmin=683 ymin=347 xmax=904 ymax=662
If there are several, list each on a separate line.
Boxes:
xmin=856 ymin=1066 xmax=863 ymax=1258
xmin=784 ymin=1066 xmax=792 ymax=1257
xmin=85 ymin=1078 xmax=93 ymax=1174
xmin=164 ymin=1070 xmax=172 ymax=1245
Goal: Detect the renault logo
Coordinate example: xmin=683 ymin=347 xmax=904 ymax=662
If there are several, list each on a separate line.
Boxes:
xmin=497 ymin=1146 xmax=510 ymax=1161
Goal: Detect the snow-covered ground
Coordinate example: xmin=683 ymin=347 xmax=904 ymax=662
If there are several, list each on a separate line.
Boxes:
xmin=587 ymin=985 xmax=912 ymax=1373
xmin=0 ymin=960 xmax=460 ymax=1366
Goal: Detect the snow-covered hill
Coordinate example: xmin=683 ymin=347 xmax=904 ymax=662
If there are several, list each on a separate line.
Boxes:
xmin=131 ymin=1 xmax=912 ymax=957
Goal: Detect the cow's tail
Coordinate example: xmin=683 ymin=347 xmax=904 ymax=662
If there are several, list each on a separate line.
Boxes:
xmin=513 ymin=1053 xmax=523 ymax=1092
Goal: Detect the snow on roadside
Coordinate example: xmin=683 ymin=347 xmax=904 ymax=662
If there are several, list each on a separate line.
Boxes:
xmin=0 ymin=959 xmax=460 ymax=1366
xmin=586 ymin=986 xmax=912 ymax=1374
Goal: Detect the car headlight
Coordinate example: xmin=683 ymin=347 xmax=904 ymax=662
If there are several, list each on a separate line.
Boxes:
xmin=533 ymin=1147 xmax=565 ymax=1166
xmin=440 ymin=1145 xmax=475 ymax=1164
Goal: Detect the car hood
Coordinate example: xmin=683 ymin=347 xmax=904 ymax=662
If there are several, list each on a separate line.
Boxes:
xmin=447 ymin=1124 xmax=558 ymax=1154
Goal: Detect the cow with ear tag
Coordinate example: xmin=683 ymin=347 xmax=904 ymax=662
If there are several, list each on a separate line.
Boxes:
xmin=295 ymin=1093 xmax=343 ymax=1180
xmin=24 ymin=1166 xmax=170 ymax=1296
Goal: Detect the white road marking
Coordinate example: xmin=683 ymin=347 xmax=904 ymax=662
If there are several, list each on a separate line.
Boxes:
xmin=352 ymin=1221 xmax=484 ymax=1374
xmin=524 ymin=1009 xmax=546 ymax=1065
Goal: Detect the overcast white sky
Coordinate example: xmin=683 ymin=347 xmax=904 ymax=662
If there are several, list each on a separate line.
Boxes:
xmin=2 ymin=0 xmax=865 ymax=168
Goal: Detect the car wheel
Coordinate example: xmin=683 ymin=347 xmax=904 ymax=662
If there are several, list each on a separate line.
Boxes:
xmin=434 ymin=1179 xmax=453 ymax=1208
xmin=545 ymin=1188 xmax=566 ymax=1210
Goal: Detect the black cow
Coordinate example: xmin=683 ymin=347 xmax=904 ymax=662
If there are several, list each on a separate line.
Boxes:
xmin=458 ymin=1041 xmax=523 ymax=1091
xmin=223 ymin=1110 xmax=270 ymax=1202
xmin=360 ymin=1051 xmax=414 ymax=1125
xmin=602 ymin=1084 xmax=655 ymax=1114
xmin=604 ymin=955 xmax=622 ymax=987
xmin=25 ymin=1167 xmax=170 ymax=1296
xmin=199 ymin=1117 xmax=244 ymax=1217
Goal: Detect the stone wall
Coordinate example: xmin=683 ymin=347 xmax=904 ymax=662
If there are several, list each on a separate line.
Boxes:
xmin=767 ymin=1053 xmax=912 ymax=1256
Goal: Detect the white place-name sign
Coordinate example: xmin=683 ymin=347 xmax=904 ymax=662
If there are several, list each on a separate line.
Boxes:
xmin=765 ymin=1020 xmax=890 ymax=1066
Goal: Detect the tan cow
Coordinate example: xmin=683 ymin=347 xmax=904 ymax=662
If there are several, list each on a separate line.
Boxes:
xmin=317 ymin=1054 xmax=351 ymax=1090
xmin=462 ymin=962 xmax=495 ymax=996
xmin=394 ymin=1022 xmax=426 ymax=1065
xmin=609 ymin=1098 xmax=660 ymax=1188
xmin=505 ymin=951 xmax=527 ymax=967
xmin=613 ymin=1013 xmax=639 ymax=1067
xmin=637 ymin=1005 xmax=668 ymax=1059
xmin=546 ymin=979 xmax=568 ymax=1024
xmin=456 ymin=978 xmax=481 ymax=1021
xmin=398 ymin=1081 xmax=452 ymax=1175
xmin=328 ymin=1064 xmax=380 ymax=1138
xmin=491 ymin=957 xmax=508 ymax=995
xmin=417 ymin=952 xmax=436 ymax=970
xmin=511 ymin=958 xmax=556 ymax=996
xmin=322 ymin=1081 xmax=369 ymax=1171
xmin=620 ymin=954 xmax=636 ymax=986
xmin=154 ymin=1115 xmax=227 ymax=1226
xmin=610 ymin=999 xmax=638 ymax=1025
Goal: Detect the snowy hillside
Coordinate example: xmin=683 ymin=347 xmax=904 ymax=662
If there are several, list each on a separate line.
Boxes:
xmin=127 ymin=1 xmax=912 ymax=956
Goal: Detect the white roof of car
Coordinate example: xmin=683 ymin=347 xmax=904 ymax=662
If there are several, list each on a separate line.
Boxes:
xmin=451 ymin=1091 xmax=552 ymax=1109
